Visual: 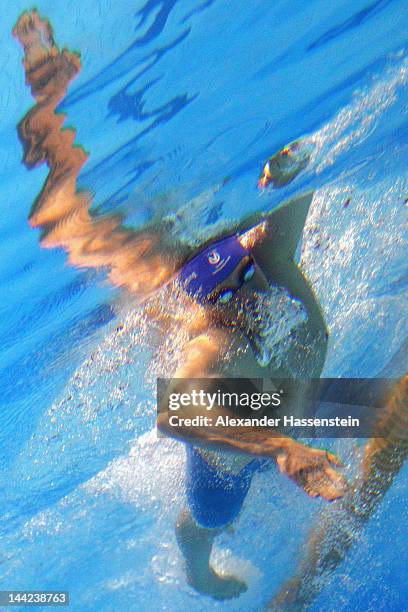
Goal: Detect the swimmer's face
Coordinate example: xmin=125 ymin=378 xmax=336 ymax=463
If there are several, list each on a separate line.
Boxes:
xmin=207 ymin=255 xmax=269 ymax=329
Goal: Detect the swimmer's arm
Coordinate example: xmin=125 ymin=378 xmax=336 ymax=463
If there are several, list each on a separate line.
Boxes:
xmin=15 ymin=11 xmax=189 ymax=300
xmin=195 ymin=191 xmax=315 ymax=272
xmin=156 ymin=330 xmax=286 ymax=460
xmin=268 ymin=374 xmax=408 ymax=609
xmin=158 ymin=383 xmax=346 ymax=501
xmin=239 ymin=190 xmax=329 ymax=373
xmin=236 ymin=191 xmax=314 ymax=256
xmin=188 ymin=190 xmax=315 ymax=256
xmin=158 ymin=330 xmax=346 ymax=501
xmin=158 ymin=380 xmax=298 ymax=460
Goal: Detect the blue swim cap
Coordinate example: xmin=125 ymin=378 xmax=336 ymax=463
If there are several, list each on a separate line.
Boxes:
xmin=178 ymin=235 xmax=250 ymax=303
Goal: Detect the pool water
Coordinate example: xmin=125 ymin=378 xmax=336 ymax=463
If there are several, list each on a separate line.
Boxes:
xmin=0 ymin=1 xmax=407 ymax=610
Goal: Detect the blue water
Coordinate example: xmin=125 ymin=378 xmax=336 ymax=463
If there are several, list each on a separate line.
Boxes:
xmin=0 ymin=1 xmax=407 ymax=610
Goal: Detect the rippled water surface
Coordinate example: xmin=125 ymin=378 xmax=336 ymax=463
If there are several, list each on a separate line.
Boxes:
xmin=0 ymin=1 xmax=407 ymax=610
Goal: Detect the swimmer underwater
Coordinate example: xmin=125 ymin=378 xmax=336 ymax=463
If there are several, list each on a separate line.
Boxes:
xmin=13 ymin=10 xmax=354 ymax=601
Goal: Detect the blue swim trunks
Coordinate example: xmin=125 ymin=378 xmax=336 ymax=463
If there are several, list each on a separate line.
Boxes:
xmin=186 ymin=446 xmax=271 ymax=529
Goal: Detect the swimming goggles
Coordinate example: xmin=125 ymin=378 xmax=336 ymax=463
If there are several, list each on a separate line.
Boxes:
xmin=207 ymin=256 xmax=255 ymax=304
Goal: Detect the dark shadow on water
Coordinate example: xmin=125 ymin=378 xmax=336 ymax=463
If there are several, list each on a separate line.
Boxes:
xmin=62 ymin=0 xmax=215 ymax=108
xmin=108 ymin=76 xmax=162 ymax=122
xmin=180 ymin=0 xmax=217 ymax=24
xmin=135 ymin=0 xmax=180 ymax=47
xmin=81 ymin=90 xmax=198 ymax=186
xmin=307 ymin=0 xmax=393 ymax=52
xmin=108 ymin=72 xmax=195 ymax=125
xmin=90 ymin=160 xmax=157 ymax=216
xmin=254 ymin=0 xmax=395 ymax=79
xmin=63 ymin=28 xmax=191 ymax=107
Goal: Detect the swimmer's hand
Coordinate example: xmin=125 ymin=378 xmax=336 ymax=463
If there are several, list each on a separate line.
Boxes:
xmin=276 ymin=442 xmax=348 ymax=501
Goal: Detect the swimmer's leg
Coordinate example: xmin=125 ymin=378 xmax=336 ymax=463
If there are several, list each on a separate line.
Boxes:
xmin=176 ymin=445 xmax=249 ymax=600
xmin=176 ymin=509 xmax=246 ymax=600
xmin=256 ymin=191 xmax=313 ymax=266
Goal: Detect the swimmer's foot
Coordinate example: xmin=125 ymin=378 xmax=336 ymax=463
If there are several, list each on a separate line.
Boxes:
xmin=276 ymin=442 xmax=348 ymax=501
xmin=176 ymin=509 xmax=247 ymax=600
xmin=188 ymin=567 xmax=247 ymax=601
